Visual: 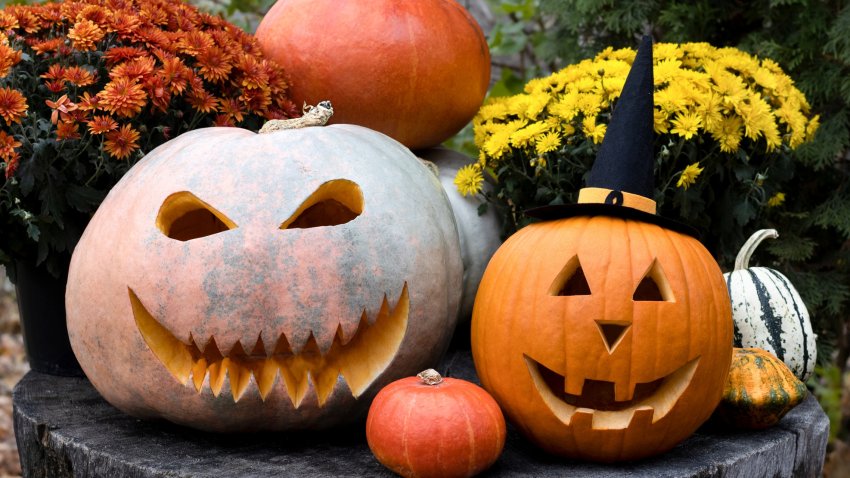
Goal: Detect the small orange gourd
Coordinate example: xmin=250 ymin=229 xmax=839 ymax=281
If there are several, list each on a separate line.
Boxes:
xmin=366 ymin=369 xmax=506 ymax=478
xmin=712 ymin=348 xmax=808 ymax=429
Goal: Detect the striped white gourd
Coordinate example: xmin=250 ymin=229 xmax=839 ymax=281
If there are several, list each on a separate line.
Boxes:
xmin=723 ymin=229 xmax=816 ymax=381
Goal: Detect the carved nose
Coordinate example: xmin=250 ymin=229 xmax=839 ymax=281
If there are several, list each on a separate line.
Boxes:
xmin=596 ymin=321 xmax=631 ymax=353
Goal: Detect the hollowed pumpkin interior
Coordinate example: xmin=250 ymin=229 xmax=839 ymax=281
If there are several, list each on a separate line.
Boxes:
xmin=156 ymin=191 xmax=237 ymax=241
xmin=129 ymin=284 xmax=409 ymax=406
xmin=281 ymin=179 xmax=364 ymax=229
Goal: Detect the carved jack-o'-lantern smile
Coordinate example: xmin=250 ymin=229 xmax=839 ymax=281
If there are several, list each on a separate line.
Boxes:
xmin=128 ymin=179 xmax=410 ymax=407
xmin=129 ymin=285 xmax=409 ymax=407
xmin=522 ymin=254 xmax=700 ymax=429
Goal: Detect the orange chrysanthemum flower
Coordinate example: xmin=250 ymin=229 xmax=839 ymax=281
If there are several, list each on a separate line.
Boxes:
xmin=100 ymin=77 xmax=147 ymax=117
xmin=109 ymin=55 xmax=155 ymax=81
xmin=104 ymin=123 xmax=140 ymax=159
xmin=188 ymin=88 xmax=218 ymax=114
xmin=196 ymin=46 xmax=232 ymax=83
xmin=104 ymin=46 xmax=146 ymax=65
xmin=76 ymin=5 xmax=111 ymax=28
xmin=0 ymin=11 xmax=19 ymax=30
xmin=77 ymin=91 xmax=100 ymax=112
xmin=241 ymin=88 xmax=271 ymax=113
xmin=45 ymin=94 xmax=77 ymax=124
xmin=31 ymin=38 xmax=64 ymax=55
xmin=0 ymin=130 xmax=22 ymax=160
xmin=0 ymin=44 xmax=22 ymax=78
xmin=237 ymin=55 xmax=269 ymax=91
xmin=0 ymin=87 xmax=28 ymax=124
xmin=56 ymin=120 xmax=81 ymax=140
xmin=159 ymin=55 xmax=192 ymax=94
xmin=219 ymin=97 xmax=244 ymax=123
xmin=213 ymin=113 xmax=234 ymax=127
xmin=177 ymin=30 xmax=214 ymax=56
xmin=63 ymin=66 xmax=95 ymax=86
xmin=109 ymin=11 xmax=141 ymax=36
xmin=41 ymin=64 xmax=66 ymax=81
xmin=144 ymin=75 xmax=170 ymax=112
xmin=87 ymin=115 xmax=118 ymax=135
xmin=68 ymin=19 xmax=105 ymax=51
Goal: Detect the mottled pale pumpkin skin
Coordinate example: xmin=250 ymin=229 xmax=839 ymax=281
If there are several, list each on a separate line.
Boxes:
xmin=472 ymin=216 xmax=733 ymax=462
xmin=417 ymin=147 xmax=502 ymax=321
xmin=66 ymin=125 xmax=462 ymax=432
xmin=255 ymin=0 xmax=490 ymax=150
xmin=712 ymin=347 xmax=808 ymax=429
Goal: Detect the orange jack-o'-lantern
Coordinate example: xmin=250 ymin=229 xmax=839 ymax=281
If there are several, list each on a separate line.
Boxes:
xmin=471 ymin=38 xmax=732 ymax=461
xmin=66 ymin=113 xmax=462 ymax=432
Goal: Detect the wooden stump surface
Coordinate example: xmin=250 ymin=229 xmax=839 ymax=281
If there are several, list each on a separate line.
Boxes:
xmin=13 ymin=349 xmax=829 ymax=478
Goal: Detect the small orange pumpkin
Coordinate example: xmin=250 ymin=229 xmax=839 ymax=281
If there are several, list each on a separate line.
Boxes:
xmin=255 ymin=0 xmax=490 ymax=149
xmin=366 ymin=369 xmax=506 ymax=478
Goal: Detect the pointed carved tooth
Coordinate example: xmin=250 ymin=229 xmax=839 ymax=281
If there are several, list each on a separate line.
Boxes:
xmin=276 ymin=355 xmax=310 ymax=408
xmin=208 ymin=360 xmax=226 ymax=397
xmin=227 ymin=358 xmax=252 ymax=401
xmin=311 ymin=369 xmax=339 ymax=406
xmin=192 ymin=358 xmax=208 ymax=392
xmin=128 ymin=288 xmax=193 ymax=385
xmin=253 ymin=359 xmax=280 ymax=400
xmin=615 ymin=380 xmax=635 ymax=402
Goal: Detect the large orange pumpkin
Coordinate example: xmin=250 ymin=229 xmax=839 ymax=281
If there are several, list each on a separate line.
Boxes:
xmin=66 ymin=123 xmax=463 ymax=432
xmin=254 ymin=0 xmax=491 ymax=150
xmin=471 ymin=216 xmax=733 ymax=461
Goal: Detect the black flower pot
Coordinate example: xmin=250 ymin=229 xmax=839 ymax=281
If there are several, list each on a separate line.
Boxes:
xmin=15 ymin=259 xmax=84 ymax=376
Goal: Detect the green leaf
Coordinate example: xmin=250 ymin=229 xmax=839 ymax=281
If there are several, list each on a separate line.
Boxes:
xmin=65 ymin=184 xmax=106 ymax=212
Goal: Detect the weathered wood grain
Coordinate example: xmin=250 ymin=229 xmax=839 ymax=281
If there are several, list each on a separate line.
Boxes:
xmin=14 ymin=350 xmax=828 ymax=478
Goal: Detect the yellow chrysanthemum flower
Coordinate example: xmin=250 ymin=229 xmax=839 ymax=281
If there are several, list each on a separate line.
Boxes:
xmin=454 ymin=163 xmax=484 ymax=197
xmin=767 ymin=192 xmax=786 ymax=207
xmin=582 ymin=116 xmax=607 ymax=144
xmin=535 ymin=132 xmax=561 ymax=155
xmin=677 ymin=162 xmax=704 ymax=189
xmin=670 ymin=112 xmax=703 ymax=140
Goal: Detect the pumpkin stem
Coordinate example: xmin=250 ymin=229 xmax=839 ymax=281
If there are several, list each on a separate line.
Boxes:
xmin=734 ymin=229 xmax=779 ymax=271
xmin=417 ymin=369 xmax=443 ymax=386
xmin=259 ymin=101 xmax=334 ymax=133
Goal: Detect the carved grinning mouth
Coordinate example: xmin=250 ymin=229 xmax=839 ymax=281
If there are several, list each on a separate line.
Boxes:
xmin=525 ymin=355 xmax=699 ymax=430
xmin=128 ymin=284 xmax=409 ymax=407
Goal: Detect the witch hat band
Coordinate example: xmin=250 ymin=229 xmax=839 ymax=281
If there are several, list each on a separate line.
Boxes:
xmin=526 ymin=36 xmax=697 ymax=237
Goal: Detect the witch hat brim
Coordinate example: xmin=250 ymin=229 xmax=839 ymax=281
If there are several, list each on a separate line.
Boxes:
xmin=526 ymin=36 xmax=698 ymax=239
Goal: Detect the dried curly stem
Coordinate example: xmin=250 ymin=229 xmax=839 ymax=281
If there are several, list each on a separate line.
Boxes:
xmin=259 ymin=101 xmax=334 ymax=133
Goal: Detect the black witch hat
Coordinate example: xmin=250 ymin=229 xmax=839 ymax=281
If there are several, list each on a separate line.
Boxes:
xmin=527 ymin=36 xmax=697 ymax=237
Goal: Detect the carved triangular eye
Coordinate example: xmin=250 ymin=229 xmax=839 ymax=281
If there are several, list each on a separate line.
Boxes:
xmin=549 ymin=255 xmax=591 ymax=296
xmin=633 ymin=259 xmax=675 ymax=302
xmin=281 ymin=179 xmax=363 ymax=229
xmin=157 ymin=192 xmax=236 ymax=241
